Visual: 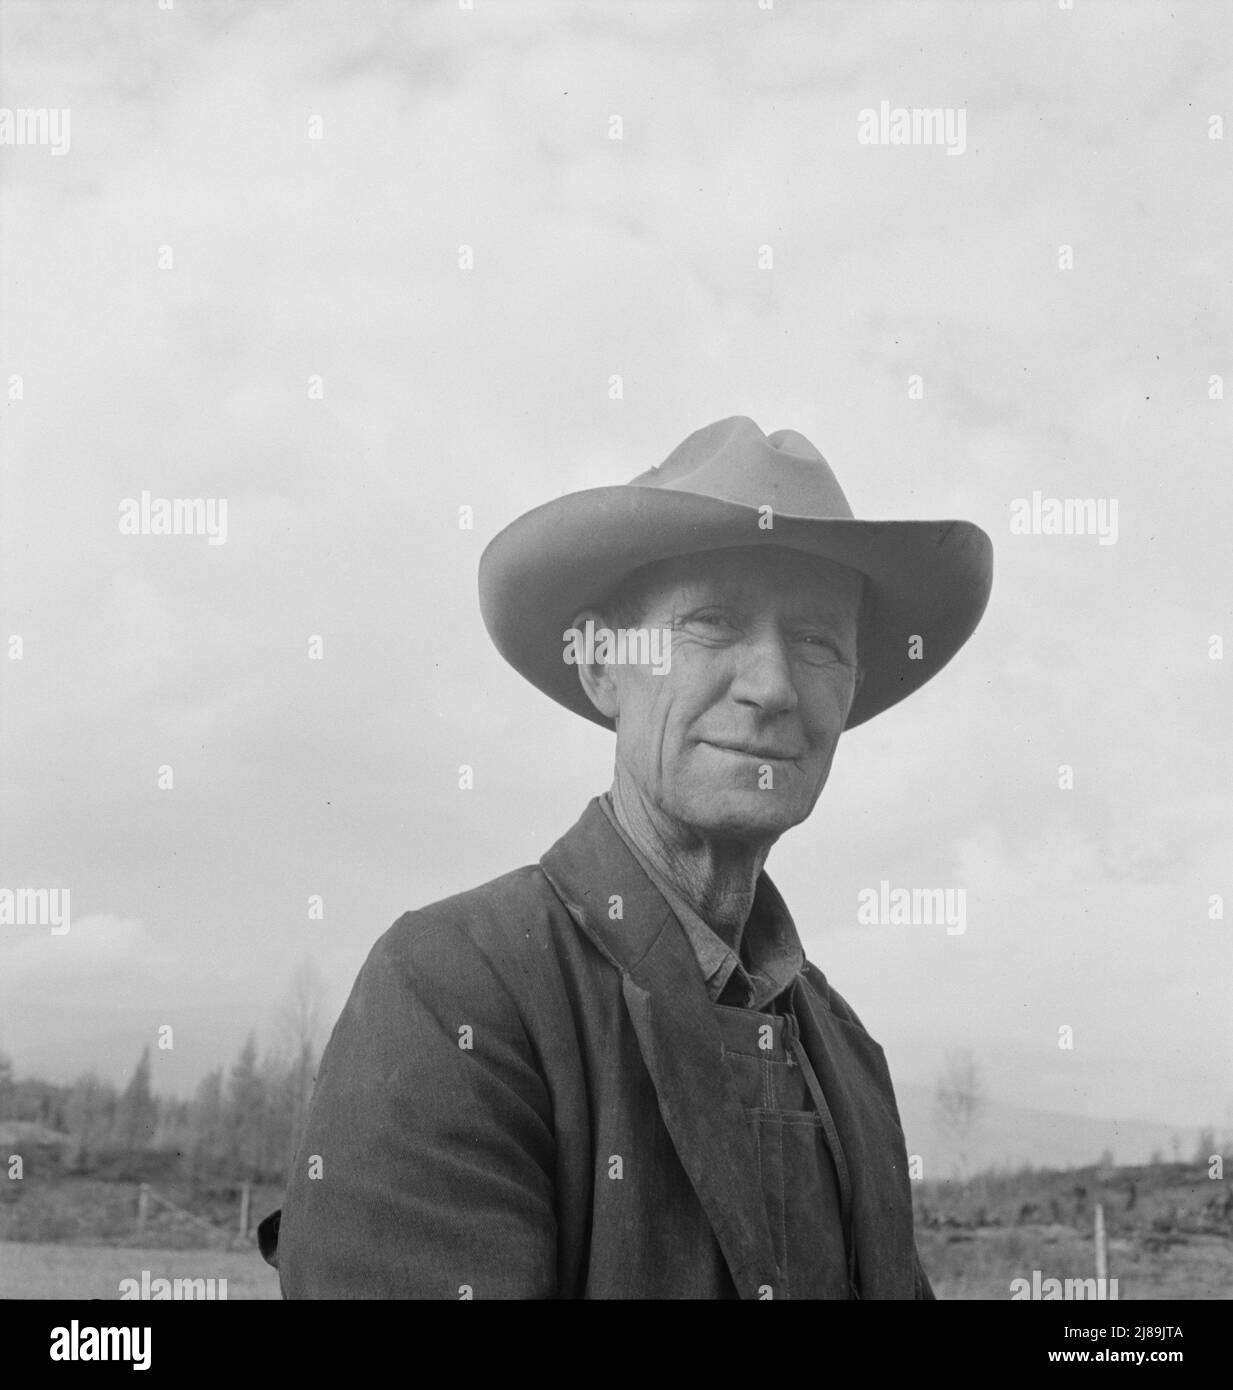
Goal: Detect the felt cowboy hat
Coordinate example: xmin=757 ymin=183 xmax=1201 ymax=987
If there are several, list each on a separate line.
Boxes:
xmin=478 ymin=416 xmax=992 ymax=730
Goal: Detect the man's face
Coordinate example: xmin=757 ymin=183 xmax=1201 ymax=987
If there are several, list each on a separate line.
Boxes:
xmin=592 ymin=546 xmax=863 ymax=847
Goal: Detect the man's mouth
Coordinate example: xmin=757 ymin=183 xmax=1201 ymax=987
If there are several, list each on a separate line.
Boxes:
xmin=704 ymin=740 xmax=802 ymax=760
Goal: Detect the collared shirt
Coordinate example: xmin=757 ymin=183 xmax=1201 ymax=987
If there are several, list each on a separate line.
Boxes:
xmin=597 ymin=791 xmax=855 ymax=1296
xmin=597 ymin=792 xmax=804 ymax=1009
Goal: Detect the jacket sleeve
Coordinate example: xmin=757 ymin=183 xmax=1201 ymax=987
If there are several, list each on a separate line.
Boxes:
xmin=277 ymin=913 xmax=558 ymax=1299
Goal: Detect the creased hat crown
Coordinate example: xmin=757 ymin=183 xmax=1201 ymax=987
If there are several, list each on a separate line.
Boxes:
xmin=628 ymin=416 xmax=855 ymax=520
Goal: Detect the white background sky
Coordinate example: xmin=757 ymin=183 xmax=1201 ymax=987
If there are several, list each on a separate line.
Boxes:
xmin=1 ymin=0 xmax=1230 ymax=1137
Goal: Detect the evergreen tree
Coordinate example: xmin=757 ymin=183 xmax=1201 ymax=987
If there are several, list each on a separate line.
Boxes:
xmin=189 ymin=1068 xmax=226 ymax=1180
xmin=116 ymin=1047 xmax=158 ymax=1155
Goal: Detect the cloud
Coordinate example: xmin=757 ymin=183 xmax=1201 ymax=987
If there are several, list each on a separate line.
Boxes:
xmin=1 ymin=0 xmax=1229 ymax=1135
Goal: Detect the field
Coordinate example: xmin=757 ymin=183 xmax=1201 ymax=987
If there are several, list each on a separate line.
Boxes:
xmin=919 ymin=1227 xmax=1232 ymax=1300
xmin=0 ymin=1241 xmax=280 ymax=1300
xmin=1 ymin=1163 xmax=1229 ymax=1299
xmin=0 ymin=1170 xmax=285 ymax=1299
xmin=916 ymin=1161 xmax=1233 ymax=1299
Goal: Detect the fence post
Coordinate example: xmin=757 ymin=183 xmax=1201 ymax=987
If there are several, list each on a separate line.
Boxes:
xmin=137 ymin=1182 xmax=150 ymax=1233
xmin=1094 ymin=1201 xmax=1108 ymax=1283
xmin=239 ymin=1181 xmax=251 ymax=1240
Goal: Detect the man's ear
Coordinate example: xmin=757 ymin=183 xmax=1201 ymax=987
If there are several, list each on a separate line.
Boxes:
xmin=568 ymin=608 xmax=621 ymax=722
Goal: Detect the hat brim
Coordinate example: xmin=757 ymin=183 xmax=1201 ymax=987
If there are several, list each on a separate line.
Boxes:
xmin=478 ymin=487 xmax=992 ymax=730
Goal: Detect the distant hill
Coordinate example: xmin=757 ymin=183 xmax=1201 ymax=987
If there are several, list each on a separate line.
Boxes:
xmin=896 ymin=1084 xmax=1215 ymax=1172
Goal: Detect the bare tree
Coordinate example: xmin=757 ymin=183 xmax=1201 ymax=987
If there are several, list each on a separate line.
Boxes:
xmin=274 ymin=959 xmax=325 ymax=1169
xmin=1191 ymin=1128 xmax=1216 ymax=1165
xmin=275 ymin=959 xmax=324 ymax=1063
xmin=934 ymin=1047 xmax=987 ymax=1179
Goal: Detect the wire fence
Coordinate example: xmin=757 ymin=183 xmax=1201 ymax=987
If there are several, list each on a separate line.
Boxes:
xmin=136 ymin=1182 xmax=255 ymax=1249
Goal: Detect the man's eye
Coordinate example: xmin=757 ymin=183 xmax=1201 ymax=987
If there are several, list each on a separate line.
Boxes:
xmin=797 ymin=634 xmax=842 ymax=657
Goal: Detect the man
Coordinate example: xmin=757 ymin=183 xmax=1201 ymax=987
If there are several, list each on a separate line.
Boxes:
xmin=262 ymin=415 xmax=993 ymax=1298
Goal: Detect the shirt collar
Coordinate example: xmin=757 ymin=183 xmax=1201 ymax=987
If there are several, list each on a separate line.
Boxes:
xmin=597 ymin=792 xmax=804 ymax=1010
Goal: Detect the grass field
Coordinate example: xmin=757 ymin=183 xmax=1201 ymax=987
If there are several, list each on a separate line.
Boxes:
xmin=5 ymin=1229 xmax=1228 ymax=1299
xmin=919 ymin=1226 xmax=1233 ymax=1300
xmin=0 ymin=1241 xmax=281 ymax=1300
xmin=2 ymin=1166 xmax=1228 ymax=1299
xmin=915 ymin=1160 xmax=1233 ymax=1299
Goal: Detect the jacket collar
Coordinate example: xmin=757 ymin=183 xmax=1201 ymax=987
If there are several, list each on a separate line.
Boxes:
xmin=541 ymin=797 xmax=778 ymax=1295
xmin=540 ymin=797 xmax=919 ymax=1300
xmin=594 ymin=790 xmax=804 ymax=1008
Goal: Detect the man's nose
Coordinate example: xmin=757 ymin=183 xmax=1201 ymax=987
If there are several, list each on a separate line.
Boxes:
xmin=728 ymin=630 xmax=799 ymax=715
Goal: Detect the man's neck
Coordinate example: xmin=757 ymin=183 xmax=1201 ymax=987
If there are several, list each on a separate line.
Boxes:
xmin=609 ymin=777 xmax=772 ymax=953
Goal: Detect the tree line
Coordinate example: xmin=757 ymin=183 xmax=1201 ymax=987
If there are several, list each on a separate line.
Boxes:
xmin=0 ymin=963 xmax=323 ymax=1184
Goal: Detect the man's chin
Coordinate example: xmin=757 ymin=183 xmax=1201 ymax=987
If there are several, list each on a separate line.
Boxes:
xmin=673 ymin=788 xmax=811 ymax=843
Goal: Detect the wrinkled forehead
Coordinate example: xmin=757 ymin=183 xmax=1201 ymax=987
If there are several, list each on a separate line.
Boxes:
xmin=631 ymin=546 xmax=864 ymax=614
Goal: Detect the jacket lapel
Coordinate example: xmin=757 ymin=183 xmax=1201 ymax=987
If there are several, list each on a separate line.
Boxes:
xmin=541 ymin=799 xmax=779 ymax=1299
xmin=541 ymin=798 xmax=921 ymax=1299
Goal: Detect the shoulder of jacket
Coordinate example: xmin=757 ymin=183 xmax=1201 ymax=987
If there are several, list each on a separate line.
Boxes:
xmin=800 ymin=959 xmax=868 ymax=1032
xmin=366 ymin=862 xmax=564 ymax=973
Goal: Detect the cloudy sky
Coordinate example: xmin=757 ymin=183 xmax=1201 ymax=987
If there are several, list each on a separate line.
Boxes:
xmin=1 ymin=0 xmax=1230 ymax=1143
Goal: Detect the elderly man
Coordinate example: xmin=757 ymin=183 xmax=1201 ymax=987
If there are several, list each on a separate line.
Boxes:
xmin=265 ymin=416 xmax=992 ymax=1299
